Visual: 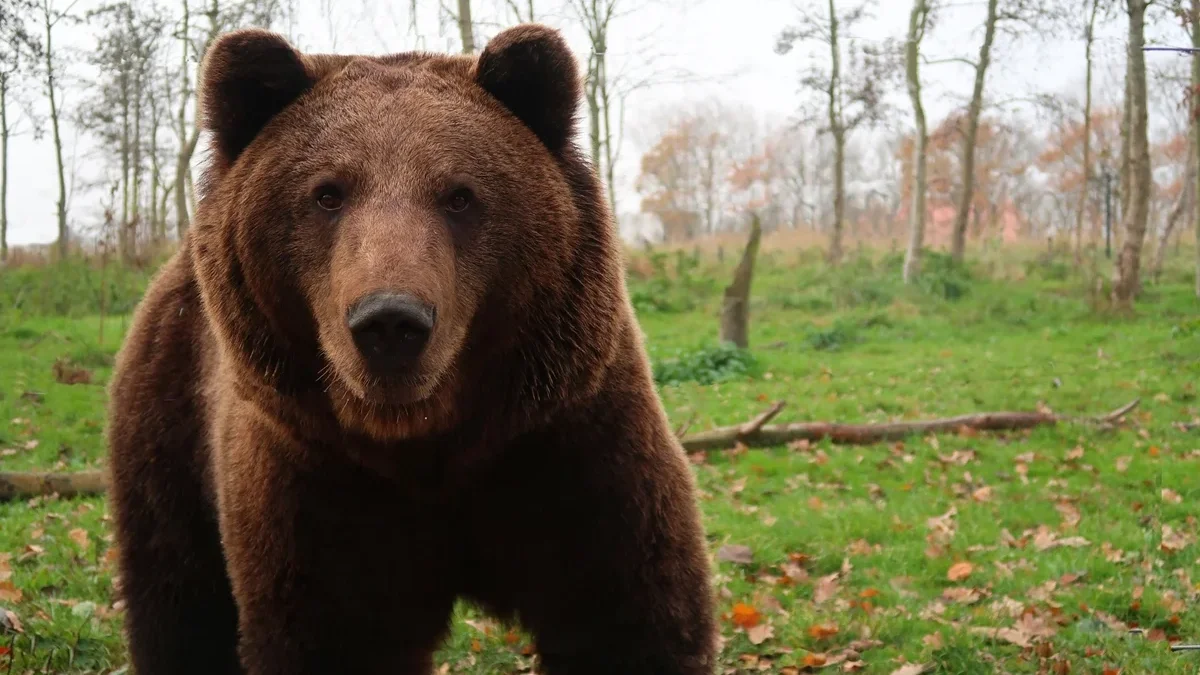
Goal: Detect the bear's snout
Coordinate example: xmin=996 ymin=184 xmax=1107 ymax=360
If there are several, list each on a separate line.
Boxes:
xmin=346 ymin=292 xmax=436 ymax=374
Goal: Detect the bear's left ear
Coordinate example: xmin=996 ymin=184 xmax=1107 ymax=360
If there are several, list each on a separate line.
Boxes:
xmin=475 ymin=24 xmax=582 ymax=155
xmin=198 ymin=28 xmax=317 ymax=167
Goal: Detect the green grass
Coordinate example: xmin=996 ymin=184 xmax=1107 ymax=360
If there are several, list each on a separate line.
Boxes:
xmin=1 ymin=247 xmax=1198 ymax=674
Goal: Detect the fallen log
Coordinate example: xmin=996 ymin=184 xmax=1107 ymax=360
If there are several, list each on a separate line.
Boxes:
xmin=0 ymin=470 xmax=109 ymax=501
xmin=0 ymin=399 xmax=1140 ymax=501
xmin=679 ymin=398 xmax=1140 ymax=452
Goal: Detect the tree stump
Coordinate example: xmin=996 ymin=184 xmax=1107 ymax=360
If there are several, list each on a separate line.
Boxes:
xmin=718 ymin=214 xmax=762 ymax=349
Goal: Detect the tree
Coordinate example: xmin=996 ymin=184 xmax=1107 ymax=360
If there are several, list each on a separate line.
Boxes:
xmin=776 ymin=0 xmax=894 ymax=265
xmin=40 ymin=0 xmax=77 ymax=260
xmin=1112 ymin=0 xmax=1151 ymax=309
xmin=1074 ymin=0 xmax=1106 ymax=262
xmin=1193 ymin=0 xmax=1200 ymax=297
xmin=902 ymin=0 xmax=931 ymax=283
xmin=456 ymin=0 xmax=474 ymax=53
xmin=0 ymin=0 xmax=43 ymax=264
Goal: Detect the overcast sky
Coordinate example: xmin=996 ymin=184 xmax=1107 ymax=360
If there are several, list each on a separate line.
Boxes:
xmin=2 ymin=0 xmax=1189 ymax=246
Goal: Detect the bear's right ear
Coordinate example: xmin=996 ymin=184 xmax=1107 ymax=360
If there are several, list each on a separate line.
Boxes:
xmin=198 ymin=29 xmax=317 ymax=167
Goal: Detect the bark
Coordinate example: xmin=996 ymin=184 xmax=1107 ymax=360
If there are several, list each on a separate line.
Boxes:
xmin=1112 ymin=0 xmax=1151 ymax=309
xmin=120 ymin=65 xmax=131 ymax=261
xmin=131 ymin=64 xmax=143 ymax=258
xmin=1193 ymin=0 xmax=1200 ymax=298
xmin=680 ymin=399 xmax=1140 ymax=452
xmin=827 ymin=0 xmax=845 ymax=265
xmin=950 ymin=0 xmax=997 ymax=263
xmin=175 ymin=0 xmax=193 ymax=238
xmin=44 ymin=0 xmax=68 ymax=259
xmin=456 ymin=0 xmax=474 ymax=54
xmin=0 ymin=471 xmax=109 ymax=501
xmin=902 ymin=0 xmax=928 ymax=284
xmin=1075 ymin=0 xmax=1100 ymax=260
xmin=718 ymin=214 xmax=762 ymax=348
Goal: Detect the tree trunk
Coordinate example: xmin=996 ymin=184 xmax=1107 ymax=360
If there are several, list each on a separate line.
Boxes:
xmin=1119 ymin=56 xmax=1132 ymax=225
xmin=719 ymin=214 xmax=762 ymax=349
xmin=120 ymin=69 xmax=131 ymax=262
xmin=1150 ymin=158 xmax=1192 ymax=281
xmin=598 ymin=45 xmax=617 ymax=218
xmin=0 ymin=74 xmax=8 ymax=264
xmin=902 ymin=0 xmax=928 ymax=284
xmin=132 ymin=67 xmax=144 ymax=259
xmin=456 ymin=0 xmax=475 ymax=54
xmin=44 ymin=1 xmax=68 ymax=260
xmin=950 ymin=0 xmax=997 ymax=264
xmin=175 ymin=0 xmax=196 ymax=239
xmin=1112 ymin=0 xmax=1151 ymax=309
xmin=827 ymin=0 xmax=844 ymax=265
xmin=585 ymin=50 xmax=601 ymax=175
xmin=1076 ymin=0 xmax=1099 ymax=260
xmin=1193 ymin=0 xmax=1200 ymax=298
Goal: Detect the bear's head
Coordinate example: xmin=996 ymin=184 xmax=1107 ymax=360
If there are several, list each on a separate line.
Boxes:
xmin=190 ymin=25 xmax=628 ymax=441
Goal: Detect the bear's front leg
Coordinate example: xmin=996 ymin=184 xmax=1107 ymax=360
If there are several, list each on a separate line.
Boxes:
xmin=460 ymin=401 xmax=718 ymax=675
xmin=213 ymin=406 xmax=456 ymax=675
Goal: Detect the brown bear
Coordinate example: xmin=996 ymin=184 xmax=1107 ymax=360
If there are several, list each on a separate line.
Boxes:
xmin=104 ymin=22 xmax=716 ymax=675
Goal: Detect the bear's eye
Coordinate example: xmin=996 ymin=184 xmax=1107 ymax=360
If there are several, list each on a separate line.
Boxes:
xmin=445 ymin=188 xmax=473 ymax=214
xmin=316 ymin=188 xmax=344 ymax=211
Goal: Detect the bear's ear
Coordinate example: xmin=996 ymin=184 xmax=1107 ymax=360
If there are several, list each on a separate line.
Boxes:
xmin=198 ymin=29 xmax=316 ymax=166
xmin=475 ymin=24 xmax=582 ymax=155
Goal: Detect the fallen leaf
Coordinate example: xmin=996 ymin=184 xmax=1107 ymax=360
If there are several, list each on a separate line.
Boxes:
xmin=942 ymin=587 xmax=983 ymax=605
xmin=731 ymin=602 xmax=760 ymax=628
xmin=813 ymin=573 xmax=840 ymax=604
xmin=1055 ymin=502 xmax=1081 ymax=529
xmin=1115 ymin=456 xmax=1132 ymax=472
xmin=746 ymin=623 xmax=773 ymax=645
xmin=802 ymin=653 xmax=828 ymax=668
xmin=947 ymin=561 xmax=973 ymax=582
xmin=971 ymin=486 xmax=993 ymax=502
xmin=0 ymin=580 xmax=22 ymax=603
xmin=1161 ymin=525 xmax=1193 ymax=553
xmin=970 ymin=626 xmax=1032 ymax=648
xmin=1 ymin=608 xmax=22 ymax=633
xmin=717 ymin=544 xmax=754 ymax=565
xmin=807 ymin=623 xmax=839 ymax=640
xmin=922 ymin=632 xmax=944 ymax=649
xmin=69 ymin=528 xmax=90 ymax=551
xmin=1162 ymin=489 xmax=1182 ymax=505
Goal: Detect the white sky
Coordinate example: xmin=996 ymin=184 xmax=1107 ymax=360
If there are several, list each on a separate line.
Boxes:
xmin=2 ymin=0 xmax=1189 ymax=246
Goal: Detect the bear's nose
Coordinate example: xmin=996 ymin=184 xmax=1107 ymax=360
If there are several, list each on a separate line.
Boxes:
xmin=347 ymin=292 xmax=435 ymax=373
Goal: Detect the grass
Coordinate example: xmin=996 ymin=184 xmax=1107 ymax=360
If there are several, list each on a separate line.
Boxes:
xmin=0 ymin=246 xmax=1198 ymax=674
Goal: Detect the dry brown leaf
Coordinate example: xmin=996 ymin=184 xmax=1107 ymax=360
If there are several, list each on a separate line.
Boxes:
xmin=971 ymin=486 xmax=993 ymax=502
xmin=1 ymin=608 xmax=23 ymax=633
xmin=970 ymin=626 xmax=1032 ymax=648
xmin=0 ymin=580 xmax=22 ymax=603
xmin=947 ymin=561 xmax=973 ymax=582
xmin=69 ymin=528 xmax=90 ymax=551
xmin=807 ymin=623 xmax=839 ymax=640
xmin=1161 ymin=489 xmax=1182 ymax=505
xmin=812 ymin=573 xmax=841 ymax=605
xmin=717 ymin=544 xmax=754 ymax=565
xmin=922 ymin=632 xmax=944 ymax=649
xmin=802 ymin=652 xmax=828 ymax=668
xmin=746 ymin=623 xmax=773 ymax=645
xmin=1115 ymin=455 xmax=1132 ymax=472
xmin=1066 ymin=446 xmax=1084 ymax=461
xmin=942 ymin=587 xmax=983 ymax=605
xmin=1161 ymin=525 xmax=1193 ymax=553
xmin=1055 ymin=502 xmax=1081 ymax=529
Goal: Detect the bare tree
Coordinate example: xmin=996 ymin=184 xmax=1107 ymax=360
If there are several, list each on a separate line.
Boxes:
xmin=1194 ymin=0 xmax=1200 ymax=297
xmin=40 ymin=0 xmax=78 ymax=260
xmin=1 ymin=0 xmax=43 ymax=263
xmin=1112 ymin=0 xmax=1151 ymax=309
xmin=776 ymin=0 xmax=894 ymax=265
xmin=902 ymin=0 xmax=931 ymax=283
xmin=1074 ymin=0 xmax=1105 ymax=261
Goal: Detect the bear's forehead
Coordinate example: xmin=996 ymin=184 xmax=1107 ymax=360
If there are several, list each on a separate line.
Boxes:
xmin=320 ymin=52 xmax=476 ymax=92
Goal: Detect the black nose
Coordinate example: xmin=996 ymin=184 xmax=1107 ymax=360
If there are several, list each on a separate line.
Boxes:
xmin=347 ymin=292 xmax=435 ymax=373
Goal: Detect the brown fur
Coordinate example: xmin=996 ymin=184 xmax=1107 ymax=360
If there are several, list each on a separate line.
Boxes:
xmin=105 ymin=23 xmax=716 ymax=675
